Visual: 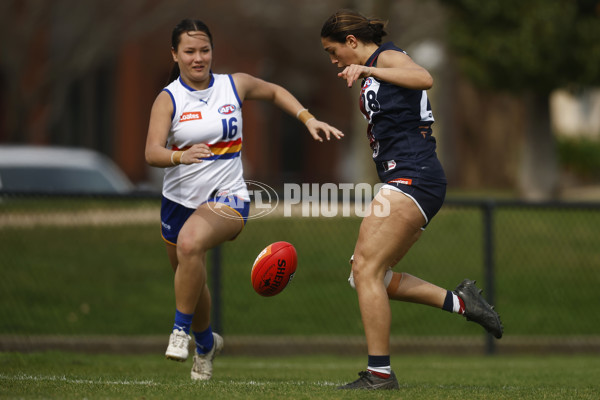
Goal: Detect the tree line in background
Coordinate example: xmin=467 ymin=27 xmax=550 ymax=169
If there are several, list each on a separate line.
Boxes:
xmin=0 ymin=0 xmax=599 ymax=199
xmin=444 ymin=0 xmax=600 ymax=199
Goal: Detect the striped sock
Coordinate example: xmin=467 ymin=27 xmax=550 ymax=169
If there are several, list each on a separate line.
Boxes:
xmin=454 ymin=293 xmax=466 ymax=314
xmin=443 ymin=290 xmax=465 ymax=314
xmin=367 ymin=355 xmax=391 ymax=379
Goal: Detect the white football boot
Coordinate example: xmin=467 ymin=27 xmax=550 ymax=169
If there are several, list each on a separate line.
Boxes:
xmin=165 ymin=328 xmax=191 ymax=361
xmin=191 ymin=333 xmax=224 ymax=381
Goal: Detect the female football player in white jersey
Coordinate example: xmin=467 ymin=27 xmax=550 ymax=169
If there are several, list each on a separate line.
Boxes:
xmin=320 ymin=9 xmax=503 ymax=390
xmin=145 ymin=19 xmax=343 ymax=381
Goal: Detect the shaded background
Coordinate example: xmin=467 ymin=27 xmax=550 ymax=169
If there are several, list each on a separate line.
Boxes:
xmin=2 ymin=0 xmax=600 ymax=199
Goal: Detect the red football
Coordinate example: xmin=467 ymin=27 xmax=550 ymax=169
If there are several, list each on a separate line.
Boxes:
xmin=251 ymin=241 xmax=297 ymax=297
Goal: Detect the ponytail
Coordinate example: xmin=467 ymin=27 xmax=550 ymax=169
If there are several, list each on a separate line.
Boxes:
xmin=167 ymin=64 xmax=180 ymax=84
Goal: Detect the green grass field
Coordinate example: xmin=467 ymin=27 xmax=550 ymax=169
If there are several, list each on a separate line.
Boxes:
xmin=1 ymin=352 xmax=599 ymax=399
xmin=1 ymin=199 xmax=599 ymax=337
xmin=1 ymin=198 xmax=599 ymax=398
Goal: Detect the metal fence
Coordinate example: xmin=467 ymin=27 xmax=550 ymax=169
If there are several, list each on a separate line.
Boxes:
xmin=1 ymin=193 xmax=599 ymax=355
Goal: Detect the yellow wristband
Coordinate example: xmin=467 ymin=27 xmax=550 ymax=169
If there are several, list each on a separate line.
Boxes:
xmin=170 ymin=151 xmax=184 ymax=165
xmin=296 ymin=109 xmax=315 ymax=125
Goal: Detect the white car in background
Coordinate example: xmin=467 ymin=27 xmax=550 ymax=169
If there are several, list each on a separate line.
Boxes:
xmin=0 ymin=145 xmax=135 ymax=194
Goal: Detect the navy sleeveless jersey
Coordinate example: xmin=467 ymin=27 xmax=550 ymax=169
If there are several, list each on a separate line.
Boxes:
xmin=359 ymin=42 xmax=446 ymax=185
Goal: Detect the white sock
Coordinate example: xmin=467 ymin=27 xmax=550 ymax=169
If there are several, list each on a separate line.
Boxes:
xmin=452 ymin=293 xmax=465 ymax=314
xmin=368 ymin=365 xmax=392 ymax=375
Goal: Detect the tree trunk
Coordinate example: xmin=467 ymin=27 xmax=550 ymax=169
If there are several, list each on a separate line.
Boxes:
xmin=518 ymin=92 xmax=559 ymax=201
xmin=448 ymin=74 xmax=523 ymax=190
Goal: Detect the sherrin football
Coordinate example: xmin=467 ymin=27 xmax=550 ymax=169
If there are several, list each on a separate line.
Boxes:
xmin=251 ymin=241 xmax=297 ymax=297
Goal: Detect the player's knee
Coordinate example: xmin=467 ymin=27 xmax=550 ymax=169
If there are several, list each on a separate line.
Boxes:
xmin=347 ymin=257 xmax=371 ymax=289
xmin=176 ymin=234 xmax=206 ymax=260
xmin=348 ymin=262 xmax=397 ymax=293
xmin=348 ymin=256 xmax=364 ymax=290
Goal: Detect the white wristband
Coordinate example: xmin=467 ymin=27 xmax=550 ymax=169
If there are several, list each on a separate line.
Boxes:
xmin=296 ymin=108 xmax=308 ymax=118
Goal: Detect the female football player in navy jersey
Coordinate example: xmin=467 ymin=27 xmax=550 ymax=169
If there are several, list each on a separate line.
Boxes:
xmin=321 ymin=9 xmax=503 ymax=390
xmin=145 ymin=18 xmax=342 ymax=382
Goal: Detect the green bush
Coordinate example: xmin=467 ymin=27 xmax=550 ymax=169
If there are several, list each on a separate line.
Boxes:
xmin=557 ymin=136 xmax=600 ymax=180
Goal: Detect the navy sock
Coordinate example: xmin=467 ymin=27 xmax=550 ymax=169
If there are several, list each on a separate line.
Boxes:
xmin=193 ymin=326 xmax=214 ymax=355
xmin=173 ymin=309 xmax=193 ymax=334
xmin=442 ymin=290 xmax=454 ymax=313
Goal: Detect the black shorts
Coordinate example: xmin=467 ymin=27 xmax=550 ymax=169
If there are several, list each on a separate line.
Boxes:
xmin=381 ymin=177 xmax=446 ymax=228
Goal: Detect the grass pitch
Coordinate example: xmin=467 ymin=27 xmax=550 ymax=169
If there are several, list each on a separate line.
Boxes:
xmin=1 ymin=351 xmax=599 ymax=399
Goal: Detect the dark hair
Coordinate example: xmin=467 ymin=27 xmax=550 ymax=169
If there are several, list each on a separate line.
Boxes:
xmin=320 ymin=9 xmax=387 ymax=46
xmin=168 ymin=19 xmax=214 ymax=83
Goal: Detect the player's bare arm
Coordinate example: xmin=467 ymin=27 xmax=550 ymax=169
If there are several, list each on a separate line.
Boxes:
xmin=338 ymin=51 xmax=433 ymax=90
xmin=232 ymin=73 xmax=344 ymax=142
xmin=145 ymin=91 xmax=213 ymax=167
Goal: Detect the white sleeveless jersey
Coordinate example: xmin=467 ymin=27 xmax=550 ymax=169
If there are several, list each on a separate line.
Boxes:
xmin=162 ymin=74 xmax=249 ymax=209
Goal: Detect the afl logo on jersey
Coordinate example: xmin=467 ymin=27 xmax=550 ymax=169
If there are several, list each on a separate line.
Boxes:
xmin=218 ymin=104 xmax=236 ymax=115
xmin=363 ymin=78 xmax=374 ymax=89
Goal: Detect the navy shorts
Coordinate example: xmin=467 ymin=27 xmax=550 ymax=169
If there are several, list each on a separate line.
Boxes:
xmin=161 ymin=195 xmax=250 ymax=245
xmin=381 ymin=177 xmax=446 ymax=228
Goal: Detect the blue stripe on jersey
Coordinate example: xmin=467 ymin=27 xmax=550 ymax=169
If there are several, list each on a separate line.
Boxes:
xmin=163 ymin=89 xmax=176 ymax=121
xmin=204 ymin=152 xmax=241 ymax=161
xmin=228 ymin=75 xmax=243 ymax=108
xmin=178 ymin=74 xmax=215 ymax=91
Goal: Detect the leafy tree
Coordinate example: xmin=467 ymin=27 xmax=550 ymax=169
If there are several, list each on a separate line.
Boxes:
xmin=443 ymin=0 xmax=600 ymax=199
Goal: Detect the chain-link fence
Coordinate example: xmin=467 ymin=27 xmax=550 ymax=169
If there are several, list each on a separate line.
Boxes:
xmin=1 ymin=194 xmax=599 ymax=355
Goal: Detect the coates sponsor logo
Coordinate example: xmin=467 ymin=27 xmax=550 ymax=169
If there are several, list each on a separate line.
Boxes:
xmin=218 ymin=104 xmax=236 ymax=115
xmin=180 ymin=112 xmax=202 ymax=122
xmin=389 ymin=178 xmax=413 ymax=186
